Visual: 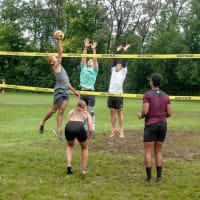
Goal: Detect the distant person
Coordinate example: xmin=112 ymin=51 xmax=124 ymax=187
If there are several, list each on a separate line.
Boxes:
xmin=39 ymin=31 xmax=79 ymax=139
xmin=65 ymin=100 xmax=92 ymax=175
xmin=108 ymin=44 xmax=130 ymax=138
xmin=80 ymin=38 xmax=98 ymax=138
xmin=138 ymin=73 xmax=172 ymax=183
xmin=1 ymin=79 xmax=6 ymax=94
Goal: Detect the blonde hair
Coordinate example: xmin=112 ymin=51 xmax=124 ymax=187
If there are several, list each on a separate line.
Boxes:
xmin=76 ymin=100 xmax=86 ymax=110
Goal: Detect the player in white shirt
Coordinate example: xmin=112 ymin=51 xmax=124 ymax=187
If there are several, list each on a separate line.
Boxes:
xmin=108 ymin=44 xmax=130 ymax=138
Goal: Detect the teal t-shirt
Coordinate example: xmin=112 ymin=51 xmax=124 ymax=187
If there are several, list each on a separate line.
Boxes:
xmin=80 ymin=64 xmax=98 ymax=90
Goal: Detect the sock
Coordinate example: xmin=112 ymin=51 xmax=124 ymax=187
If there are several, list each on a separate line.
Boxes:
xmin=156 ymin=166 xmax=162 ymax=178
xmin=146 ymin=167 xmax=152 ymax=180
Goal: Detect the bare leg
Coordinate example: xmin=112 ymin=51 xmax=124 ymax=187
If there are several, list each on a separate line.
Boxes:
xmin=117 ymin=109 xmax=124 ymax=137
xmin=155 ymin=141 xmax=163 ymax=180
xmin=144 ymin=142 xmax=154 ymax=167
xmin=56 ymin=100 xmax=68 ymax=132
xmin=144 ymin=142 xmax=154 ymax=181
xmin=155 ymin=141 xmax=163 ymax=166
xmin=66 ymin=140 xmax=75 ymax=166
xmin=80 ymin=140 xmax=89 ymax=170
xmin=110 ymin=108 xmax=117 ymax=136
xmin=41 ymin=104 xmax=59 ymax=125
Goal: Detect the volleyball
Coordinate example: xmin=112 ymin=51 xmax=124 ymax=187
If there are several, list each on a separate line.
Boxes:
xmin=53 ymin=30 xmax=64 ymax=40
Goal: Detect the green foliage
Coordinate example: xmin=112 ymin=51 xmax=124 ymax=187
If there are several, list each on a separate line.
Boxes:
xmin=176 ymin=60 xmax=200 ymax=87
xmin=0 ymin=0 xmax=199 ymax=94
xmin=0 ymin=23 xmax=26 ymax=51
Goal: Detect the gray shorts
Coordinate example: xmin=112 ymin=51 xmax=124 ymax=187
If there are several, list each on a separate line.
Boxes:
xmin=53 ymin=88 xmax=70 ymax=106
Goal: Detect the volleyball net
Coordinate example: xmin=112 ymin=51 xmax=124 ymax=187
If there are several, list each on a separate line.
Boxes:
xmin=0 ymin=51 xmax=200 ymax=101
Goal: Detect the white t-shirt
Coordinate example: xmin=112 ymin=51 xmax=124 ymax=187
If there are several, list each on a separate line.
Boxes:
xmin=108 ymin=67 xmax=127 ymax=93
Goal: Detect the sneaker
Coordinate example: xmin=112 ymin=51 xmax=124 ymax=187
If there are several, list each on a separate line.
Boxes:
xmin=39 ymin=124 xmax=44 ymax=134
xmin=144 ymin=178 xmax=152 ymax=184
xmin=67 ymin=166 xmax=73 ymax=175
xmin=156 ymin=177 xmax=162 ymax=182
xmin=119 ymin=134 xmax=124 ymax=138
xmin=82 ymin=168 xmax=88 ymax=175
xmin=53 ymin=129 xmax=62 ymax=140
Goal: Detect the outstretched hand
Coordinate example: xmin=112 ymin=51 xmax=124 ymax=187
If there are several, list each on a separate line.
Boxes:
xmin=116 ymin=45 xmax=123 ymax=52
xmin=84 ymin=38 xmax=90 ymax=48
xmin=137 ymin=112 xmax=143 ymax=119
xmin=91 ymin=41 xmax=97 ymax=49
xmin=74 ymin=91 xmax=80 ymax=98
xmin=123 ymin=44 xmax=130 ymax=51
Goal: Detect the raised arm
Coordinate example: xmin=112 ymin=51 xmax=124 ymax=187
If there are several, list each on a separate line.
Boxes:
xmin=81 ymin=38 xmax=90 ymax=65
xmin=56 ymin=39 xmax=63 ymax=65
xmin=52 ymin=32 xmax=63 ymax=68
xmin=112 ymin=45 xmax=123 ymax=67
xmin=121 ymin=44 xmax=130 ymax=68
xmin=91 ymin=41 xmax=98 ymax=68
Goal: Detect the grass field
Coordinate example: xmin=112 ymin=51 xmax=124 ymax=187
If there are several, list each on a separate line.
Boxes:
xmin=0 ymin=92 xmax=199 ymax=200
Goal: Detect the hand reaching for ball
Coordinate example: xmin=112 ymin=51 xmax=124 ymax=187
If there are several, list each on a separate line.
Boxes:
xmin=53 ymin=30 xmax=64 ymax=40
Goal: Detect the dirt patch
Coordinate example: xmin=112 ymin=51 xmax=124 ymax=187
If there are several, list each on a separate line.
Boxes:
xmin=90 ymin=131 xmax=200 ymax=161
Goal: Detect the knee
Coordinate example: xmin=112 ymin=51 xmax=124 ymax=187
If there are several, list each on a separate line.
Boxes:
xmin=58 ymin=109 xmax=65 ymax=115
xmin=81 ymin=143 xmax=88 ymax=150
xmin=67 ymin=141 xmax=74 ymax=147
xmin=117 ymin=109 xmax=122 ymax=114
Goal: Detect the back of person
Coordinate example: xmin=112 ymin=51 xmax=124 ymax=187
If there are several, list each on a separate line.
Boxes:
xmin=65 ymin=100 xmax=92 ymax=142
xmin=144 ymin=89 xmax=170 ymax=126
xmin=65 ymin=100 xmax=92 ymax=175
xmin=68 ymin=109 xmax=87 ymax=125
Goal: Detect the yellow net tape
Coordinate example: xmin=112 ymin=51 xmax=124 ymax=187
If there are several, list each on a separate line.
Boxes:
xmin=1 ymin=84 xmax=200 ymax=101
xmin=1 ymin=51 xmax=200 ymax=59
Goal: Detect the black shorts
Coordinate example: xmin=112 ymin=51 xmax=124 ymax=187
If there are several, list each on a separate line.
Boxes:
xmin=143 ymin=122 xmax=167 ymax=142
xmin=107 ymin=96 xmax=123 ymax=109
xmin=80 ymin=94 xmax=95 ymax=107
xmin=65 ymin=121 xmax=87 ymax=142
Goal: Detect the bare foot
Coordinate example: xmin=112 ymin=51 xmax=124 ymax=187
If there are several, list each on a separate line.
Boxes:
xmin=119 ymin=128 xmax=124 ymax=138
xmin=110 ymin=129 xmax=118 ymax=137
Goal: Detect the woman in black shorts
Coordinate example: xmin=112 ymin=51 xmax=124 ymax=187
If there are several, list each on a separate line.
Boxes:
xmin=65 ymin=100 xmax=92 ymax=175
xmin=138 ymin=73 xmax=172 ymax=183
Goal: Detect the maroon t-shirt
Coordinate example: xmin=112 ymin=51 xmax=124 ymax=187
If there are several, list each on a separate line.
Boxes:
xmin=143 ymin=89 xmax=170 ymax=126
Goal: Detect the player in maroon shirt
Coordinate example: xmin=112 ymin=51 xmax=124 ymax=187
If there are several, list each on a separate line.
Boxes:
xmin=138 ymin=73 xmax=172 ymax=183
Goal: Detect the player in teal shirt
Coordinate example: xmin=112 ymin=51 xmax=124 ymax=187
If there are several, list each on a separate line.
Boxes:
xmin=80 ymin=38 xmax=98 ymax=138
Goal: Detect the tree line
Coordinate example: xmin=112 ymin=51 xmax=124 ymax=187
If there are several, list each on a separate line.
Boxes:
xmin=0 ymin=0 xmax=199 ymax=95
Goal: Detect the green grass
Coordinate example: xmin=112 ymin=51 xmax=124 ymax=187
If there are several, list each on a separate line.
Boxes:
xmin=0 ymin=92 xmax=200 ymax=200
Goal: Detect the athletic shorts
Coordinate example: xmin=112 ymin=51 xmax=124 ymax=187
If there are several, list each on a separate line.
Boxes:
xmin=80 ymin=94 xmax=95 ymax=107
xmin=107 ymin=96 xmax=123 ymax=109
xmin=65 ymin=121 xmax=87 ymax=142
xmin=143 ymin=122 xmax=167 ymax=142
xmin=53 ymin=88 xmax=69 ymax=106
